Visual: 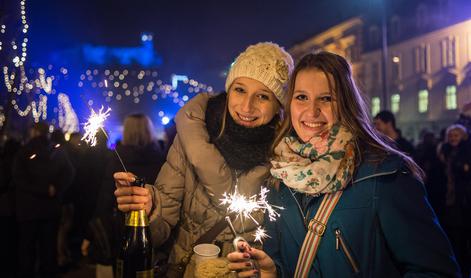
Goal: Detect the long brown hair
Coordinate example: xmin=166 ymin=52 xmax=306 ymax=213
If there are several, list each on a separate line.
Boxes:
xmin=274 ymin=52 xmax=424 ymax=181
xmin=122 ymin=113 xmax=155 ymax=147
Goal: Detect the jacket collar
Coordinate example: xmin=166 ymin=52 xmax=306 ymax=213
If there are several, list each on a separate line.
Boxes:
xmin=352 ymin=154 xmax=404 ymax=184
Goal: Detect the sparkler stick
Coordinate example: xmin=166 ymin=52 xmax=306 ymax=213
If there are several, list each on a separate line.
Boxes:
xmin=81 ymin=105 xmax=128 ymax=172
xmin=225 ymin=216 xmax=260 ymax=277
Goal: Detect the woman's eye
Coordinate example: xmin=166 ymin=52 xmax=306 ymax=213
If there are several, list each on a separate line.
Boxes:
xmin=234 ymin=87 xmax=245 ymax=93
xmin=295 ymin=94 xmax=308 ymax=101
xmin=258 ymin=94 xmax=270 ymax=101
xmin=320 ymin=96 xmax=332 ymax=102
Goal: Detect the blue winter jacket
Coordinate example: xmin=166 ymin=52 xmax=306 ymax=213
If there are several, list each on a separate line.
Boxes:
xmin=264 ymin=154 xmax=461 ymax=277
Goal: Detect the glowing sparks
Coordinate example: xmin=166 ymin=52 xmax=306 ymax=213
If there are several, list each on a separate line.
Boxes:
xmin=81 ymin=106 xmax=111 ymax=146
xmin=220 ymin=186 xmax=283 ymax=227
xmin=253 ymin=227 xmax=270 ymax=243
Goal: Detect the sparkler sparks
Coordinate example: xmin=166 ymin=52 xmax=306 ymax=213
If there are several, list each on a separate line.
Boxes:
xmin=81 ymin=106 xmax=111 ymax=147
xmin=220 ymin=186 xmax=283 ymax=227
xmin=253 ymin=227 xmax=270 ymax=243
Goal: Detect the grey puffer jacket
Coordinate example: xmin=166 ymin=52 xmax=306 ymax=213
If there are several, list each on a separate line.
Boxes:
xmin=147 ymin=93 xmax=270 ymax=277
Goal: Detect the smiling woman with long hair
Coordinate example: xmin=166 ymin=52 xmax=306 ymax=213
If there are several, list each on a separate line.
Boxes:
xmin=227 ymin=52 xmax=460 ymax=278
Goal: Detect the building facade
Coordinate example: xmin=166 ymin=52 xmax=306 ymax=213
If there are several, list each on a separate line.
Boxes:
xmin=289 ymin=0 xmax=471 ymax=142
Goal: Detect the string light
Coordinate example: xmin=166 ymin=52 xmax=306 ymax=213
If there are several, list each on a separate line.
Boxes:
xmin=58 ymin=93 xmax=79 ymax=135
xmin=31 ymin=94 xmax=48 ymax=122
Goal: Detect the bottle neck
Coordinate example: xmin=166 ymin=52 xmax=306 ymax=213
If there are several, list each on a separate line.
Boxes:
xmin=125 ymin=210 xmax=149 ymax=227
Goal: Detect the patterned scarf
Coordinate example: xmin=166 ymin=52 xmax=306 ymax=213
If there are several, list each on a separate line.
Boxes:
xmin=270 ymin=124 xmax=356 ymax=195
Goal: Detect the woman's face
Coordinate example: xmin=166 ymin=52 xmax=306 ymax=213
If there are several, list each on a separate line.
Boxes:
xmin=447 ymin=129 xmax=464 ymax=147
xmin=227 ymin=77 xmax=280 ymax=128
xmin=290 ymin=69 xmax=338 ymax=142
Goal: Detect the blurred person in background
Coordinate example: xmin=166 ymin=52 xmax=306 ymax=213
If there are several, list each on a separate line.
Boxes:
xmin=0 ymin=137 xmax=22 ymax=278
xmin=374 ymin=110 xmax=415 ymax=157
xmin=12 ymin=122 xmax=75 ymax=278
xmin=81 ymin=113 xmax=165 ymax=278
xmin=438 ymin=124 xmax=471 ymax=277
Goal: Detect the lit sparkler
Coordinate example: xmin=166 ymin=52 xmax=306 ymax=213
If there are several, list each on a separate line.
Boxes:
xmin=253 ymin=226 xmax=270 ymax=243
xmin=81 ymin=106 xmax=111 ymax=147
xmin=220 ymin=186 xmax=283 ymax=226
xmin=81 ymin=105 xmax=128 ymax=172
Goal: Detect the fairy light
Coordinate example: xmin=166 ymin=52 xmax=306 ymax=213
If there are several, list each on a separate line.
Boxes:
xmin=0 ymin=113 xmax=5 ymax=127
xmin=58 ymin=93 xmax=79 ymax=135
xmin=31 ymin=94 xmax=48 ymax=122
xmin=38 ymin=68 xmax=53 ymax=93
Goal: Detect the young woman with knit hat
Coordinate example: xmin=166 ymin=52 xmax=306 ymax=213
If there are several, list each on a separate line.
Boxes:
xmin=227 ymin=52 xmax=460 ymax=277
xmin=113 ymin=42 xmax=293 ymax=277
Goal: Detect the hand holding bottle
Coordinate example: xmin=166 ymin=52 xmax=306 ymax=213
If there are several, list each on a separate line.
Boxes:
xmin=113 ymin=172 xmax=152 ymax=215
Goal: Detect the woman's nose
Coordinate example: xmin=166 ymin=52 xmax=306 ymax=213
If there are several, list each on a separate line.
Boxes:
xmin=240 ymin=96 xmax=253 ymax=113
xmin=308 ymin=101 xmax=321 ymax=117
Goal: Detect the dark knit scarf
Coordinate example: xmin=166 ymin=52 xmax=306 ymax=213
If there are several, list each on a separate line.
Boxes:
xmin=205 ymin=93 xmax=276 ymax=173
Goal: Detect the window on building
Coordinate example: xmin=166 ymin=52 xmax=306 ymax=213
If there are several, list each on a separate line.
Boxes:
xmin=369 ymin=26 xmax=380 ymax=46
xmin=372 ymin=97 xmax=381 ymax=116
xmin=441 ymin=37 xmax=457 ymax=68
xmin=390 ymin=16 xmax=401 ymax=39
xmin=416 ymin=4 xmax=428 ymax=29
xmin=391 ymin=94 xmax=400 ymax=113
xmin=445 ymin=85 xmax=457 ymax=110
xmin=418 ymin=89 xmax=429 ymax=113
xmin=414 ymin=45 xmax=429 ymax=73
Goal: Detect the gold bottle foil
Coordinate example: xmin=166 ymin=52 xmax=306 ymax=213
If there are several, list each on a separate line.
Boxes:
xmin=125 ymin=210 xmax=149 ymax=227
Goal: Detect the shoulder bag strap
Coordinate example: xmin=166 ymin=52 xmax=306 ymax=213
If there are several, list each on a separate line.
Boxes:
xmin=294 ymin=191 xmax=343 ymax=278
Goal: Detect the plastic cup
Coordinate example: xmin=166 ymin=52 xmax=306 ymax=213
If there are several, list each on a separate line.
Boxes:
xmin=193 ymin=243 xmax=221 ymax=264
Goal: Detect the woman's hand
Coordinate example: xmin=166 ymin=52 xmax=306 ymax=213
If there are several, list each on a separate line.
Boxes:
xmin=81 ymin=239 xmax=90 ymax=257
xmin=227 ymin=241 xmax=277 ymax=278
xmin=113 ymin=172 xmax=152 ymax=215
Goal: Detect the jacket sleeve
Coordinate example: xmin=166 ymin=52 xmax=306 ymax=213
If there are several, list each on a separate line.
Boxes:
xmin=377 ymin=171 xmax=461 ymax=277
xmin=148 ymin=134 xmax=187 ymax=247
xmin=263 ymin=188 xmax=290 ymax=278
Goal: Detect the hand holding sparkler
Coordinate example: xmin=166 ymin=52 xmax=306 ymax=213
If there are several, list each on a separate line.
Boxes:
xmin=226 ymin=217 xmax=277 ymax=278
xmin=80 ymin=105 xmax=152 ymax=215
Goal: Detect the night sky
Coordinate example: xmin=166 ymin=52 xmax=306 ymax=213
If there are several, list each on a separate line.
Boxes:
xmin=26 ymin=0 xmax=372 ymax=89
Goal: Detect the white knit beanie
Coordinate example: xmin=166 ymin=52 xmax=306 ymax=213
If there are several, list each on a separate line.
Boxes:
xmin=225 ymin=42 xmax=294 ymax=105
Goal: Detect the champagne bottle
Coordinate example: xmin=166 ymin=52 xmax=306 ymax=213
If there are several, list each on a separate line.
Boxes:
xmin=116 ymin=177 xmax=154 ymax=278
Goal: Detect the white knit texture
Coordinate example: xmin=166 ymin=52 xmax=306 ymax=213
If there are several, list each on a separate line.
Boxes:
xmin=225 ymin=42 xmax=294 ymax=105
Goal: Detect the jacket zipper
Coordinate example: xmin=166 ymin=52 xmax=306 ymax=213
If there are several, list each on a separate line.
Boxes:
xmin=335 ymin=228 xmax=360 ymax=274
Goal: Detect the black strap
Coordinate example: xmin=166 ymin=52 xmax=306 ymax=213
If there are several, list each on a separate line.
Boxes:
xmin=194 ymin=214 xmax=233 ymax=245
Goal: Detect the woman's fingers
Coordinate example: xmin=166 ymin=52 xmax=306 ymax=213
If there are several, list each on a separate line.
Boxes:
xmin=113 ymin=171 xmax=151 ymax=213
xmin=114 ymin=185 xmax=149 ymax=197
xmin=117 ymin=202 xmax=148 ymax=212
xmin=116 ymin=194 xmax=149 ymax=206
xmin=113 ymin=172 xmax=136 ymax=187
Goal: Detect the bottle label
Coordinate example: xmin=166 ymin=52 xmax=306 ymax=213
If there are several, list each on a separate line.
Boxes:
xmin=136 ymin=269 xmax=154 ymax=278
xmin=125 ymin=210 xmax=149 ymax=227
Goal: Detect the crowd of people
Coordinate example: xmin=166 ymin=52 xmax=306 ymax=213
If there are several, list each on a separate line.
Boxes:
xmin=0 ymin=115 xmax=168 ymax=278
xmin=0 ymin=42 xmax=470 ymax=278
